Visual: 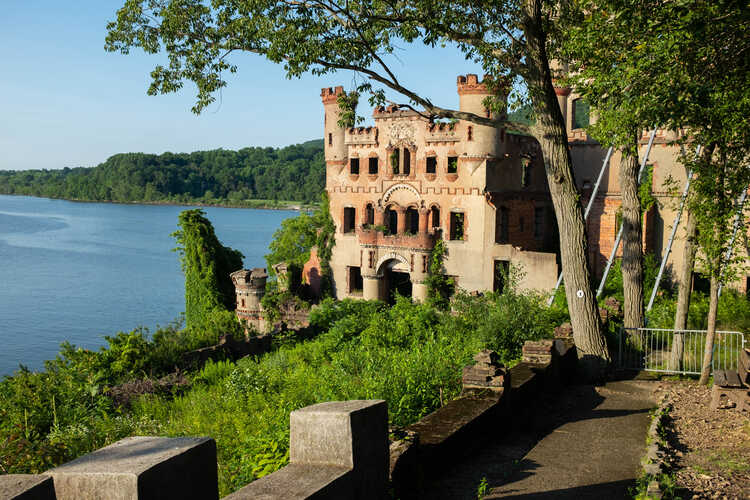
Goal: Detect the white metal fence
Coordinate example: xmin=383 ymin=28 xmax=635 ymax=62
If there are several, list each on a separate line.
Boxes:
xmin=617 ymin=328 xmax=746 ymax=375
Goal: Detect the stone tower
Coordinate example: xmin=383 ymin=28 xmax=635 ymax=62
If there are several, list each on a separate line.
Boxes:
xmin=230 ymin=268 xmax=268 ymax=336
xmin=321 ymin=86 xmax=350 ymax=178
xmin=456 ymin=74 xmax=503 ymax=158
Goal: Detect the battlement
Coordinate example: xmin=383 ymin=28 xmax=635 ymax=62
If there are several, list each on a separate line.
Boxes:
xmin=457 ymin=74 xmax=512 ymax=96
xmin=320 ymin=86 xmax=344 ymax=104
xmin=457 ymin=74 xmax=491 ymax=95
xmin=425 ymin=121 xmax=459 ymax=143
xmin=373 ymin=105 xmax=420 ymax=119
xmin=230 ymin=268 xmax=268 ymax=289
xmin=345 ymin=126 xmax=379 ymax=145
xmin=426 ymin=122 xmax=456 ymax=132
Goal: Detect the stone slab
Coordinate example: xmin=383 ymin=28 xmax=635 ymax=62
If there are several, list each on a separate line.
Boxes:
xmin=406 ymin=394 xmax=501 ymax=448
xmin=0 ymin=475 xmax=54 ymax=500
xmin=223 ymin=464 xmax=352 ymax=500
xmin=47 ymin=436 xmax=218 ymax=500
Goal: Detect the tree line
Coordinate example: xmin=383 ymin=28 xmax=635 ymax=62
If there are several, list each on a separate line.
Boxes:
xmin=0 ymin=139 xmax=325 ymax=204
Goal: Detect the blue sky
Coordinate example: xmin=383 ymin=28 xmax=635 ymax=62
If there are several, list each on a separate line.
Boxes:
xmin=1 ymin=1 xmax=483 ymax=171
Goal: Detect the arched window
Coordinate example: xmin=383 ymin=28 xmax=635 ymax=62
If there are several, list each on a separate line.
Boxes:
xmin=467 ymin=126 xmax=473 ymax=141
xmin=403 ymin=148 xmax=411 ymax=175
xmin=384 ymin=206 xmax=398 ymax=234
xmin=430 ymin=206 xmax=441 ymax=229
xmin=406 ymin=207 xmax=419 ymax=234
xmin=390 ymin=149 xmax=400 ymax=175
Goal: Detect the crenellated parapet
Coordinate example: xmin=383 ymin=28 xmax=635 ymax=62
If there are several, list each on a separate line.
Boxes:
xmin=425 ymin=121 xmax=460 ymax=143
xmin=345 ymin=126 xmax=379 ymax=145
xmin=320 ymin=85 xmax=344 ymax=104
xmin=372 ymin=106 xmax=419 ymax=120
xmin=231 ymin=268 xmax=268 ymax=336
xmin=456 ymin=73 xmax=490 ymax=95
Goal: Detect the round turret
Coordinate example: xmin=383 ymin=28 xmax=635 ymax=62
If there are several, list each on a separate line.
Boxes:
xmin=456 ymin=74 xmax=504 ymax=158
xmin=321 ymin=86 xmax=350 ymax=166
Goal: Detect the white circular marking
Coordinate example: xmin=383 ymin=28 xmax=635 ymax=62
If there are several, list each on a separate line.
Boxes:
xmin=576 ymin=290 xmax=584 ymax=298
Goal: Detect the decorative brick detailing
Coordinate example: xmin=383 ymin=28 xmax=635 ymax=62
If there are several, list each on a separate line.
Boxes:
xmin=522 ymin=339 xmax=555 ymax=364
xmin=462 ymin=350 xmax=508 ymax=391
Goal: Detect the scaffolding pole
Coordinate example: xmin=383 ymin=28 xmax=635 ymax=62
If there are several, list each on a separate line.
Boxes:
xmin=717 ymin=188 xmax=748 ymax=298
xmin=596 ymin=129 xmax=657 ymax=298
xmin=646 ymin=144 xmax=702 ymax=311
xmin=547 ymin=146 xmax=614 ymax=306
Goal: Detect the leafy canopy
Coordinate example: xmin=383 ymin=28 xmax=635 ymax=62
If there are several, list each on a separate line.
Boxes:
xmin=105 ymin=0 xmax=541 ymax=130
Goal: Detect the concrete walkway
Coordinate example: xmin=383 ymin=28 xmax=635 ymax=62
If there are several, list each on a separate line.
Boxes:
xmin=422 ymin=380 xmax=657 ymax=499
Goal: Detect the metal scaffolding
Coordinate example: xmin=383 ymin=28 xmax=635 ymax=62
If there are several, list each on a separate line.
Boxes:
xmin=646 ymin=144 xmax=702 ymax=311
xmin=547 ymin=146 xmax=614 ymax=306
xmin=596 ymin=129 xmax=658 ymax=298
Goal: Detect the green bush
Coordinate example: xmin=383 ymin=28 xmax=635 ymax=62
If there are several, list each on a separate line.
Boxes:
xmin=1 ymin=291 xmax=562 ymax=496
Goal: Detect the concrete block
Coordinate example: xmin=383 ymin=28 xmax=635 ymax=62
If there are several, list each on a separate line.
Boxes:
xmin=290 ymin=400 xmax=388 ymax=500
xmin=47 ymin=436 xmax=218 ymax=500
xmin=223 ymin=464 xmax=352 ymax=500
xmin=0 ymin=475 xmax=54 ymax=500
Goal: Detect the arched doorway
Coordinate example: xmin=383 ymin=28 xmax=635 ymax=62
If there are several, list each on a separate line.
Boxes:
xmin=380 ymin=258 xmax=412 ymax=304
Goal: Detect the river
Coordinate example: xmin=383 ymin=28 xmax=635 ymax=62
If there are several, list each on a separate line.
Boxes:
xmin=0 ymin=195 xmax=297 ymax=376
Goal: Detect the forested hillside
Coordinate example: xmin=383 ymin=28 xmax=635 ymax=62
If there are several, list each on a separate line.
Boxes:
xmin=0 ymin=139 xmax=324 ymax=205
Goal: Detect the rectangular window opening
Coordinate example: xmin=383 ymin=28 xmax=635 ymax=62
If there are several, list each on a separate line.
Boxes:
xmin=350 ymin=158 xmax=360 ymax=175
xmin=573 ymin=98 xmax=590 ymax=129
xmin=494 ymin=260 xmax=509 ymax=293
xmin=447 ymin=156 xmax=458 ymax=174
xmin=450 ymin=212 xmax=465 ymax=241
xmin=368 ymin=157 xmax=378 ymax=175
xmin=328 ymin=133 xmax=332 ymax=146
xmin=426 ymin=157 xmax=437 ymax=174
xmin=348 ymin=266 xmax=363 ymax=294
xmin=496 ymin=207 xmax=509 ymax=244
xmin=343 ymin=207 xmax=356 ymax=233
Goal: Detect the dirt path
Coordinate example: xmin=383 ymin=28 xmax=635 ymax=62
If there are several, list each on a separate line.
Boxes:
xmin=654 ymin=381 xmax=750 ymax=499
xmin=421 ymin=380 xmax=657 ymax=499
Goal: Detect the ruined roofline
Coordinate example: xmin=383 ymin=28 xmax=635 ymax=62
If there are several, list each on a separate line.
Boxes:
xmin=457 ymin=73 xmax=511 ymax=95
xmin=320 ymin=85 xmax=344 ymax=104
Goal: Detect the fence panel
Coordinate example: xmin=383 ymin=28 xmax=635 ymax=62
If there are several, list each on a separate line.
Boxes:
xmin=617 ymin=328 xmax=746 ymax=375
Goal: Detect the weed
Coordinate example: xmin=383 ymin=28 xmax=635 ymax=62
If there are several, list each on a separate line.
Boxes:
xmin=476 ymin=477 xmax=489 ymax=499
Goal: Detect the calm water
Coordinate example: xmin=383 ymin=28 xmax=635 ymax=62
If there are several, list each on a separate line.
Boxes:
xmin=0 ymin=195 xmax=296 ymax=376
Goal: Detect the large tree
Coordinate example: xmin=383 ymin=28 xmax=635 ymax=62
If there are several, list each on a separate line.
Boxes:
xmin=557 ymin=0 xmax=750 ymax=381
xmin=106 ymin=0 xmax=610 ymax=378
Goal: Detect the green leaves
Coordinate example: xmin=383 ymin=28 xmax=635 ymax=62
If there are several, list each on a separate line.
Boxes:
xmin=172 ymin=209 xmax=244 ymax=329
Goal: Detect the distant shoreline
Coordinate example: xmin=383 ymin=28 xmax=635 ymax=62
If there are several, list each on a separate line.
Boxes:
xmin=0 ymin=193 xmax=315 ymax=212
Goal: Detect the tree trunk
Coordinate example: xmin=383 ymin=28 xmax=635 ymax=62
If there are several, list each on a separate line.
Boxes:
xmin=522 ymin=0 xmax=609 ymax=381
xmin=619 ymin=134 xmax=644 ymax=330
xmin=669 ymin=207 xmax=697 ymax=370
xmin=698 ymin=273 xmax=720 ymax=385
